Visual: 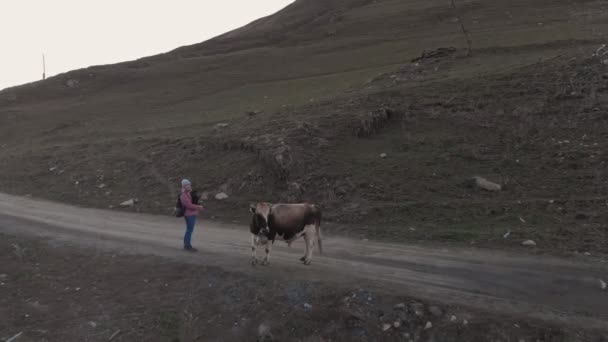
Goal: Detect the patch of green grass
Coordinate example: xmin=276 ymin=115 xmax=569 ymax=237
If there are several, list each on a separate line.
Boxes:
xmin=158 ymin=310 xmax=180 ymax=341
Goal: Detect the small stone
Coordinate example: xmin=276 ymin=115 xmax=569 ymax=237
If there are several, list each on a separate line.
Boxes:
xmin=472 ymin=176 xmax=502 ymax=191
xmin=424 ymin=321 xmax=433 ymax=330
xmin=463 ymin=319 xmax=469 ymax=325
xmin=410 ymin=303 xmax=424 ymax=317
xmin=428 ymin=306 xmax=443 ymax=317
xmin=303 ymin=303 xmax=313 ymax=310
xmin=393 ymin=321 xmax=401 ymax=328
xmin=66 ymin=79 xmax=79 ymax=87
xmin=215 ymin=192 xmax=229 ymax=200
xmin=98 ymin=184 xmax=106 ymax=189
xmin=0 ymin=274 xmax=7 ymax=280
xmin=503 ymin=230 xmax=511 ymax=239
xmin=522 ymin=240 xmax=537 ymax=247
xmin=600 ymin=279 xmax=607 ymax=290
xmin=49 ymin=167 xmax=57 ymax=172
xmin=584 ymin=252 xmax=592 ymax=256
xmin=120 ymin=199 xmax=135 ymax=207
xmin=380 ymin=153 xmax=388 ymax=159
xmin=89 ymin=321 xmax=97 ymax=328
xmin=450 ymin=315 xmax=457 ymax=322
xmin=258 ymin=323 xmax=271 ymax=337
xmin=382 ymin=323 xmax=392 ymax=332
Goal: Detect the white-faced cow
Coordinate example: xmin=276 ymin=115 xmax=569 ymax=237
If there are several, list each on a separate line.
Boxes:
xmin=249 ymin=202 xmax=323 ymax=266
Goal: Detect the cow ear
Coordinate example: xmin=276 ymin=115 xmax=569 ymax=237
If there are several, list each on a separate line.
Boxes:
xmin=249 ymin=204 xmax=256 ymax=214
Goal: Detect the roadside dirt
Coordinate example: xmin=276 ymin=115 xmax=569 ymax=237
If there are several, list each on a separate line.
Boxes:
xmin=1 ymin=193 xmax=607 ymax=341
xmin=3 ymin=234 xmax=593 ymax=342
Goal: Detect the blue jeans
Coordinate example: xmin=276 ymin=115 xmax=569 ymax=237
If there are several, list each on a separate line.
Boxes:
xmin=184 ymin=215 xmax=196 ymax=247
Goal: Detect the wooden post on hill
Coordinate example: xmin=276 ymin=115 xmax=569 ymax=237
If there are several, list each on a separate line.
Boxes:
xmin=450 ymin=0 xmax=473 ymax=57
xmin=42 ymin=54 xmax=46 ymax=80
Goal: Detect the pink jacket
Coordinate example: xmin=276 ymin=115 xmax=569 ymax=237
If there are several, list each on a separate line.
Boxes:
xmin=180 ymin=191 xmax=201 ymax=217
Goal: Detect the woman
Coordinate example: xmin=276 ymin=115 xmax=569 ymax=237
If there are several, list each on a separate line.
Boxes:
xmin=180 ymin=179 xmax=204 ymax=251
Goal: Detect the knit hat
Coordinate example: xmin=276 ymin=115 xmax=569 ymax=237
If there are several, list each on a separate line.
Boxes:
xmin=181 ymin=179 xmax=191 ymax=187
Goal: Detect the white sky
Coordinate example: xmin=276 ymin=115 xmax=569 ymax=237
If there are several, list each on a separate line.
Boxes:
xmin=0 ymin=0 xmax=293 ymax=90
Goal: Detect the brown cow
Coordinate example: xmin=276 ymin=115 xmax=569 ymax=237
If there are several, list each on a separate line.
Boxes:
xmin=249 ymin=202 xmax=323 ymax=266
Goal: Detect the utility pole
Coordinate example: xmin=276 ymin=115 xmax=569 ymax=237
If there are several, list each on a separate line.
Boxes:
xmin=42 ymin=54 xmax=46 ymax=80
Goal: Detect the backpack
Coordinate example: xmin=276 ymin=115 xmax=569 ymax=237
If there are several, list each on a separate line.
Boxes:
xmin=174 ymin=190 xmax=199 ymax=218
xmin=174 ymin=194 xmax=185 ymax=218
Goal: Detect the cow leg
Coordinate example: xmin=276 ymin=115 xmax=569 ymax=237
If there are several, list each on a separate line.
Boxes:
xmin=302 ymin=225 xmax=316 ymax=265
xmin=262 ymin=241 xmax=272 ymax=266
xmin=250 ymin=234 xmax=259 ymax=266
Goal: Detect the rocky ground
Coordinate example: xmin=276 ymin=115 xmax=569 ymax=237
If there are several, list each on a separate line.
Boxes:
xmin=2 ymin=233 xmax=602 ymax=342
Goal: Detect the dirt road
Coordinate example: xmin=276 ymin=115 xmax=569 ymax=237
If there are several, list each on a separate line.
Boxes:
xmin=1 ymin=193 xmax=607 ymax=332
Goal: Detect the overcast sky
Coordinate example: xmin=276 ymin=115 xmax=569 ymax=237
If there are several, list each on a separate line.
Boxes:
xmin=0 ymin=0 xmax=293 ymax=90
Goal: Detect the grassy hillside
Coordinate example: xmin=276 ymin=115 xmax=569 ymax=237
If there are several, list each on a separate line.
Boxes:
xmin=1 ymin=0 xmax=608 ymax=253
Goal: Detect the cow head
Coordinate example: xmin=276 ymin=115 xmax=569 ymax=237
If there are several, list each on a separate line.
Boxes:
xmin=249 ymin=203 xmax=271 ymax=235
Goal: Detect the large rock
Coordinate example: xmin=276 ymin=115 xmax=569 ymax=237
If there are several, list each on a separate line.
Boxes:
xmin=215 ymin=192 xmax=229 ymax=200
xmin=472 ymin=176 xmax=502 ymax=191
xmin=522 ymin=240 xmax=537 ymax=247
xmin=257 ymin=323 xmax=273 ymax=341
xmin=120 ymin=199 xmax=135 ymax=207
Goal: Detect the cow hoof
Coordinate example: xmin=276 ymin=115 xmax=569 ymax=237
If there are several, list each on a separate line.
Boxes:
xmin=303 ymin=259 xmax=312 ymax=265
xmin=262 ymin=259 xmax=270 ymax=266
xmin=250 ymin=258 xmax=259 ymax=266
xmin=299 ymin=256 xmax=306 ymax=262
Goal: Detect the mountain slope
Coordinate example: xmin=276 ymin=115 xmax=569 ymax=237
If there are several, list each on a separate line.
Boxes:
xmin=1 ymin=0 xmax=608 ymax=253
